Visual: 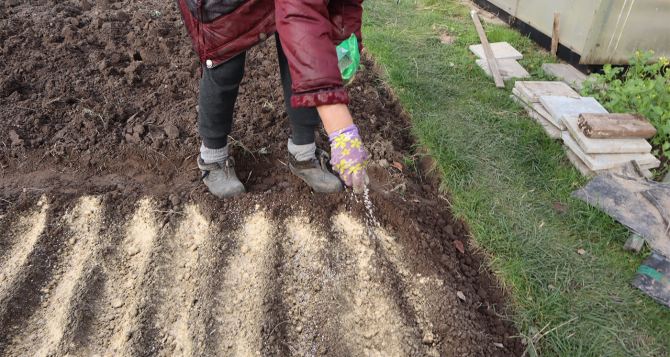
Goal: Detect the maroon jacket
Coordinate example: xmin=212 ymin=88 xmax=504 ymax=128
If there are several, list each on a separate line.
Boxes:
xmin=178 ymin=0 xmax=363 ymax=108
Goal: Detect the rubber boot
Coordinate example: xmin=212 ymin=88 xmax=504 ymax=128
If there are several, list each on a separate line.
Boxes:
xmin=289 ymin=149 xmax=343 ymax=193
xmin=197 ymin=157 xmax=246 ymax=198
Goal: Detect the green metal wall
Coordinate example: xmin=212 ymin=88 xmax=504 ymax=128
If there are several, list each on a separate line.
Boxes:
xmin=485 ymin=0 xmax=670 ymax=64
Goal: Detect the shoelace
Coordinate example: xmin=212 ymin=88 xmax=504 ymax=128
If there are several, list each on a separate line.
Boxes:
xmin=200 ymin=158 xmax=235 ymax=180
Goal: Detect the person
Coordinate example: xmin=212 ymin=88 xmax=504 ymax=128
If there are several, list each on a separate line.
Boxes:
xmin=177 ymin=0 xmax=369 ymax=198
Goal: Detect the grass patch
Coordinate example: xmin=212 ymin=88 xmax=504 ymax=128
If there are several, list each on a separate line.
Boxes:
xmin=362 ymin=1 xmax=670 ymax=356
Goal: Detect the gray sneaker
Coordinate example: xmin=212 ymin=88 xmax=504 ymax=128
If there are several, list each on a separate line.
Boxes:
xmin=289 ymin=149 xmax=343 ymax=193
xmin=197 ymin=157 xmax=246 ymax=198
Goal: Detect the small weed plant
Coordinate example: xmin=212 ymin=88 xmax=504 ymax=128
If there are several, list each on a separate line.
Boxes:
xmin=583 ymin=51 xmax=670 ymax=158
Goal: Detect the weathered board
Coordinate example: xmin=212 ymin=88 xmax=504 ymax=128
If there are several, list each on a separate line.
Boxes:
xmin=470 ymin=11 xmax=505 ymax=88
xmin=562 ymin=132 xmax=659 ymax=171
xmin=579 ymin=113 xmax=657 ymax=139
xmin=573 ymin=174 xmax=670 ymax=259
xmin=563 ymin=115 xmax=652 ymax=154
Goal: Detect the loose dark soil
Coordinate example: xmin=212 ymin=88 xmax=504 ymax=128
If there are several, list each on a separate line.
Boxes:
xmin=0 ymin=1 xmax=522 ymax=356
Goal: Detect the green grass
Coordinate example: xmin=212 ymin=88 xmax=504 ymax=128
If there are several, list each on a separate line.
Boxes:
xmin=362 ymin=1 xmax=670 ymax=356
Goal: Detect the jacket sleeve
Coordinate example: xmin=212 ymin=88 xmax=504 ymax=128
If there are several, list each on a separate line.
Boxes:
xmin=275 ymin=0 xmax=363 ymax=108
xmin=329 ymin=0 xmax=363 ymax=47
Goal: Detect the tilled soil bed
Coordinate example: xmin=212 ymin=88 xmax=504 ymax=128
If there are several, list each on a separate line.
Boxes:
xmin=0 ymin=1 xmax=522 ymax=356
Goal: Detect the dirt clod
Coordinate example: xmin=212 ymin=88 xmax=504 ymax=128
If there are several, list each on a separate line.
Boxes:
xmin=111 ymin=299 xmax=124 ymax=309
xmin=457 ymin=291 xmax=467 ymax=301
xmin=164 ymin=124 xmax=180 ymax=140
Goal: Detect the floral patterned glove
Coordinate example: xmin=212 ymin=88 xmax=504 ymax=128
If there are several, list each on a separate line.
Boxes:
xmin=329 ymin=124 xmax=369 ymax=193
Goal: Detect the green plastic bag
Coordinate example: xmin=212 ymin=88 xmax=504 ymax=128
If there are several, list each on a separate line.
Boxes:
xmin=336 ymin=34 xmax=360 ymax=84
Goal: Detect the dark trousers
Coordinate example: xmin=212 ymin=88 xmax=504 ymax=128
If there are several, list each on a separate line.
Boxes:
xmin=198 ymin=35 xmax=321 ymax=149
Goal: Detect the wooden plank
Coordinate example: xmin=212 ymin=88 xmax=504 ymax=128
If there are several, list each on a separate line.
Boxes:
xmin=579 ymin=113 xmax=657 ymax=139
xmin=551 ymin=12 xmax=560 ymax=56
xmin=563 ymin=115 xmax=652 ymax=154
xmin=470 ymin=10 xmax=505 ymax=88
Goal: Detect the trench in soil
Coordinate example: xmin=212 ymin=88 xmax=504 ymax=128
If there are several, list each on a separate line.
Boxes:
xmin=0 ymin=1 xmax=522 ymax=356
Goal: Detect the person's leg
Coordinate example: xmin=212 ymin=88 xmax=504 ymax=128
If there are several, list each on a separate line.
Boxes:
xmin=276 ymin=35 xmax=342 ymax=193
xmin=197 ymin=52 xmax=247 ymax=198
xmin=198 ymin=51 xmax=246 ymax=163
xmin=276 ymin=35 xmax=321 ymax=160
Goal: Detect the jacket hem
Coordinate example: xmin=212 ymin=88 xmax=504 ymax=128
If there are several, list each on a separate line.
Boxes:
xmin=290 ymin=87 xmax=350 ymax=108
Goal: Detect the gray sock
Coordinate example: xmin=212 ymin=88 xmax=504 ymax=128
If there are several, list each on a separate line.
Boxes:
xmin=288 ymin=138 xmax=316 ymax=162
xmin=200 ymin=143 xmax=229 ymax=164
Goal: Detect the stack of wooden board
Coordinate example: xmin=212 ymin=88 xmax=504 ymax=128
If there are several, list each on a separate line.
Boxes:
xmin=469 ymin=42 xmax=529 ymax=80
xmin=510 ymin=81 xmax=581 ymax=139
xmin=562 ymin=114 xmax=659 ymax=176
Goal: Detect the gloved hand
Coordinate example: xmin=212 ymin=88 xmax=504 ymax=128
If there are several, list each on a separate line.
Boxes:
xmin=328 ymin=124 xmax=369 ymax=193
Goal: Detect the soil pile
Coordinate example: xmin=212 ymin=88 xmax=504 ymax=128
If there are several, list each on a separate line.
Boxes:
xmin=0 ymin=0 xmax=522 ymax=356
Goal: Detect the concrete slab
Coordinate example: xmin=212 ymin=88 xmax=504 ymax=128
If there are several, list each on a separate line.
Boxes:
xmin=539 ymin=96 xmax=608 ymax=130
xmin=563 ymin=115 xmax=652 ymax=154
xmin=470 ymin=42 xmax=523 ymax=60
xmin=608 ymin=164 xmax=654 ymax=179
xmin=565 ymin=148 xmax=654 ymax=178
xmin=562 ymin=132 xmax=660 ymax=171
xmin=511 ymin=94 xmax=561 ymax=139
xmin=512 ymin=88 xmax=556 ymax=121
xmin=476 ymin=59 xmax=530 ymax=80
xmin=511 ymin=87 xmax=530 ymax=103
xmin=542 ymin=63 xmax=588 ymax=91
xmin=514 ymin=81 xmax=580 ymax=103
xmin=529 ymin=109 xmax=562 ymax=139
xmin=565 ymin=148 xmax=595 ymax=177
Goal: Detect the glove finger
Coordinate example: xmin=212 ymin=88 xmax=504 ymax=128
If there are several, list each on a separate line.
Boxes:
xmin=340 ymin=171 xmax=353 ymax=188
xmin=351 ymin=170 xmax=369 ymax=194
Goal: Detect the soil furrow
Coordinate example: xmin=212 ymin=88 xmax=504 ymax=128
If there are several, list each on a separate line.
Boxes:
xmin=5 ymin=196 xmax=103 ymax=356
xmin=151 ymin=204 xmax=210 ymax=356
xmin=188 ymin=218 xmax=238 ymax=356
xmin=332 ymin=212 xmax=419 ymax=357
xmin=0 ymin=196 xmax=48 ymax=315
xmin=280 ymin=215 xmax=349 ymax=356
xmin=374 ymin=227 xmax=444 ymax=356
xmin=0 ymin=197 xmax=50 ymax=354
xmin=66 ymin=197 xmax=129 ymax=355
xmin=212 ymin=210 xmax=276 ymax=356
xmin=80 ymin=198 xmax=161 ymax=356
xmin=112 ymin=198 xmax=163 ymax=356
